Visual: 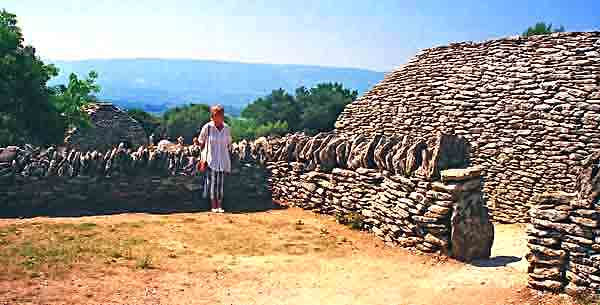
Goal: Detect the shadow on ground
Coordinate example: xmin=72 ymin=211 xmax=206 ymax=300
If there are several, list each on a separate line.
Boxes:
xmin=469 ymin=255 xmax=522 ymax=267
xmin=0 ymin=194 xmax=286 ymax=219
xmin=1 ymin=161 xmax=287 ymax=219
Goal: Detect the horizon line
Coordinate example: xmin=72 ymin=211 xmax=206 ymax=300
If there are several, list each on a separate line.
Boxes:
xmin=44 ymin=56 xmax=388 ymax=73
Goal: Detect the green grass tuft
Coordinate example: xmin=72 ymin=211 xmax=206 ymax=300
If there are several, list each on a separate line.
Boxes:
xmin=335 ymin=212 xmax=365 ymax=231
xmin=76 ymin=223 xmax=98 ymax=230
xmin=135 ymin=254 xmax=154 ymax=269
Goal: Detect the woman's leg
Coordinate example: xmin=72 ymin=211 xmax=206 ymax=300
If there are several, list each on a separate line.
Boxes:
xmin=217 ymin=171 xmax=224 ymax=211
xmin=208 ymin=168 xmax=218 ymax=211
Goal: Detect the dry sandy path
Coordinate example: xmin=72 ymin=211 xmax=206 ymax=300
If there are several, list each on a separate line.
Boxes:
xmin=0 ymin=208 xmax=572 ymax=305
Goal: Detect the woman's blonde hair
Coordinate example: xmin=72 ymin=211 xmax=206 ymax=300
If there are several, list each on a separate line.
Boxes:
xmin=210 ymin=104 xmax=225 ymax=119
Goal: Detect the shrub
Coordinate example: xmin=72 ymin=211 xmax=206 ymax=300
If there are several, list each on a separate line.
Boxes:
xmin=135 ymin=254 xmax=153 ymax=269
xmin=335 ymin=211 xmax=365 ymax=230
xmin=523 ymin=22 xmax=565 ymax=37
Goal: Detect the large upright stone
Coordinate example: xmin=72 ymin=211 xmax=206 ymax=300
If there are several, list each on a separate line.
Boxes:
xmin=450 ymin=190 xmax=494 ymax=261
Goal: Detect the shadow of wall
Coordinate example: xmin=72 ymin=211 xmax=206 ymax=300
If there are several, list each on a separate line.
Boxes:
xmin=0 ymin=147 xmax=280 ymax=218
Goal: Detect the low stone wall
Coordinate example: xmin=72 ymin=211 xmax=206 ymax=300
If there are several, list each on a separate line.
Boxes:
xmin=526 ymin=152 xmax=600 ymax=295
xmin=0 ymin=144 xmax=270 ymax=217
xmin=0 ymin=143 xmax=204 ymax=182
xmin=1 ymin=175 xmax=197 ymax=217
xmin=1 ymin=131 xmax=494 ymax=261
xmin=234 ymin=132 xmax=494 ymax=260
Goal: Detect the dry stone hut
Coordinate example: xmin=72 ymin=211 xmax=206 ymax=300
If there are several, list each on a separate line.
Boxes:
xmin=335 ymin=32 xmax=600 ymax=223
xmin=64 ymin=102 xmax=148 ymax=151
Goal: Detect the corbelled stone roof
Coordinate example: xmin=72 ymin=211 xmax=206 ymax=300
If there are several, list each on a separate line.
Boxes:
xmin=65 ymin=102 xmax=148 ymax=151
xmin=335 ymin=31 xmax=600 ymax=223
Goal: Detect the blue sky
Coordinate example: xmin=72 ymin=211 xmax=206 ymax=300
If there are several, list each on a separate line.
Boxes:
xmin=3 ymin=0 xmax=599 ymax=71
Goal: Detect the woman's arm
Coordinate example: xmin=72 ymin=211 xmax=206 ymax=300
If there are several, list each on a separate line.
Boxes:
xmin=227 ymin=127 xmax=233 ymax=149
xmin=197 ymin=124 xmax=209 ymax=149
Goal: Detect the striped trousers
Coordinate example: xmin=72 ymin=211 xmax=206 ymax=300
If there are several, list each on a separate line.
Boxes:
xmin=203 ymin=167 xmax=225 ymax=201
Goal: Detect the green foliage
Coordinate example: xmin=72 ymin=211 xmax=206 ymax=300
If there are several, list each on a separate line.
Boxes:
xmin=229 ymin=117 xmax=258 ymax=142
xmin=135 ymin=254 xmax=154 ymax=269
xmin=0 ymin=9 xmax=98 ymax=146
xmin=296 ymin=83 xmax=358 ymax=133
xmin=335 ymin=211 xmax=365 ymax=230
xmin=523 ymin=22 xmax=565 ymax=37
xmin=160 ymin=104 xmax=211 ymax=142
xmin=51 ymin=71 xmax=100 ymax=129
xmin=229 ymin=118 xmax=289 ymax=141
xmin=127 ymin=108 xmax=161 ymax=136
xmin=0 ymin=9 xmax=64 ymax=146
xmin=239 ymin=82 xmax=357 ymax=139
xmin=241 ymin=89 xmax=301 ymax=129
xmin=254 ymin=120 xmax=289 ymax=138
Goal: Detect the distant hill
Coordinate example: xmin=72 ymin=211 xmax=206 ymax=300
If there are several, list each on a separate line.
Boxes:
xmin=48 ymin=59 xmax=384 ymax=115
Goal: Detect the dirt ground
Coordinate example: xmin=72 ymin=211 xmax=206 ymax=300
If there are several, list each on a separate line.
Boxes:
xmin=0 ymin=207 xmax=581 ymax=305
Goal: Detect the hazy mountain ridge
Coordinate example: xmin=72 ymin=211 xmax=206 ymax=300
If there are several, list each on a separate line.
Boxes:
xmin=48 ymin=59 xmax=384 ymax=114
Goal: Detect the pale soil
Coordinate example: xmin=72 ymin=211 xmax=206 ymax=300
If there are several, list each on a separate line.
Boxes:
xmin=0 ymin=208 xmax=579 ymax=305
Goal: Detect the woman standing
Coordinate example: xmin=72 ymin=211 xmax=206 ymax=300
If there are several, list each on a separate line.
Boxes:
xmin=197 ymin=105 xmax=232 ymax=213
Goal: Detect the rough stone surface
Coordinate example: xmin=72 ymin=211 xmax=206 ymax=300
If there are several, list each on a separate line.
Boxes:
xmin=526 ymin=152 xmax=600 ymax=295
xmin=65 ymin=103 xmax=148 ymax=151
xmin=335 ymin=32 xmax=600 ymax=223
xmin=441 ymin=167 xmax=482 ymax=183
xmin=0 ymin=144 xmax=269 ymax=217
xmin=450 ymin=192 xmax=494 ymax=261
xmin=232 ymin=132 xmax=493 ymax=260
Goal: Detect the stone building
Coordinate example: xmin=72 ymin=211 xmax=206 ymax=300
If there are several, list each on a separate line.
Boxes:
xmin=65 ymin=102 xmax=148 ymax=151
xmin=335 ymin=32 xmax=600 ymax=223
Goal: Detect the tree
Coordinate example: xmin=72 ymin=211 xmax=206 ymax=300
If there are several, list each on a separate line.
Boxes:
xmin=229 ymin=117 xmax=258 ymax=142
xmin=241 ymin=89 xmax=301 ymax=130
xmin=254 ymin=120 xmax=289 ymax=138
xmin=0 ymin=9 xmax=64 ymax=146
xmin=51 ymin=71 xmax=100 ymax=129
xmin=523 ymin=22 xmax=565 ymax=37
xmin=239 ymin=82 xmax=358 ymax=138
xmin=127 ymin=108 xmax=161 ymax=136
xmin=296 ymin=83 xmax=357 ymax=133
xmin=229 ymin=117 xmax=289 ymax=141
xmin=0 ymin=9 xmax=98 ymax=147
xmin=160 ymin=104 xmax=212 ymax=143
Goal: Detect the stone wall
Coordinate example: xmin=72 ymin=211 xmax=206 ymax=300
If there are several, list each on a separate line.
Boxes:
xmin=526 ymin=152 xmax=600 ymax=295
xmin=233 ymin=132 xmax=494 ymax=261
xmin=0 ymin=144 xmax=270 ymax=217
xmin=335 ymin=32 xmax=600 ymax=223
xmin=1 ymin=130 xmax=494 ymax=261
xmin=65 ymin=103 xmax=148 ymax=151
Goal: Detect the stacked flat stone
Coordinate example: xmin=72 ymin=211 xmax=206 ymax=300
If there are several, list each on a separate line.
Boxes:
xmin=526 ymin=151 xmax=600 ymax=295
xmin=2 ymin=130 xmax=494 ymax=262
xmin=334 ymin=31 xmax=600 ymax=223
xmin=0 ymin=143 xmax=206 ymax=183
xmin=0 ymin=146 xmax=31 ymax=184
xmin=0 ymin=143 xmax=211 ymax=216
xmin=232 ymin=131 xmax=470 ymax=180
xmin=65 ymin=103 xmax=148 ymax=151
xmin=234 ymin=132 xmax=494 ymax=261
xmin=0 ymin=143 xmax=268 ymax=217
xmin=527 ymin=192 xmax=578 ymax=292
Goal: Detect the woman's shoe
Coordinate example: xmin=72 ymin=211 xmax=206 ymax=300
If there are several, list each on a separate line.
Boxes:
xmin=217 ymin=208 xmax=225 ymax=213
xmin=211 ymin=208 xmax=218 ymax=213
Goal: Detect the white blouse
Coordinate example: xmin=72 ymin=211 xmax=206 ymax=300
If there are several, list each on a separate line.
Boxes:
xmin=198 ymin=121 xmax=232 ymax=172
